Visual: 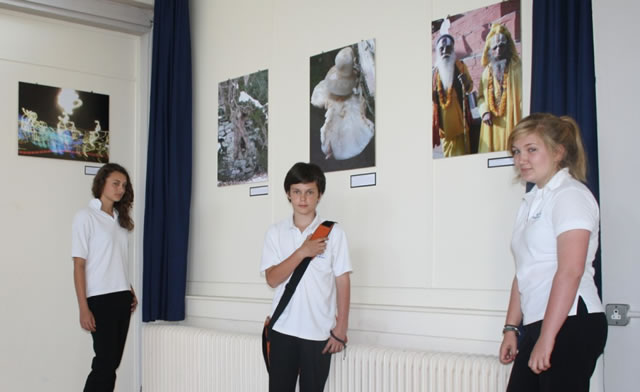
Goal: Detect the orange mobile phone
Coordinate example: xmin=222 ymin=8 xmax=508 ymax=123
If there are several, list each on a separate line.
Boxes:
xmin=310 ymin=222 xmax=332 ymax=239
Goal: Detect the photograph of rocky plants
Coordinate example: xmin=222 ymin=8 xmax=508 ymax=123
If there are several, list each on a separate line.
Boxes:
xmin=217 ymin=69 xmax=268 ymax=186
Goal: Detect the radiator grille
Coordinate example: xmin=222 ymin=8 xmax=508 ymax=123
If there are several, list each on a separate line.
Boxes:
xmin=143 ymin=325 xmax=510 ymax=391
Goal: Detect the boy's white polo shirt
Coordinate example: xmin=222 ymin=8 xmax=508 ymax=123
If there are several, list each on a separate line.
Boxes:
xmin=511 ymin=168 xmax=603 ymax=325
xmin=72 ymin=198 xmax=130 ymax=298
xmin=260 ymin=215 xmax=352 ymax=341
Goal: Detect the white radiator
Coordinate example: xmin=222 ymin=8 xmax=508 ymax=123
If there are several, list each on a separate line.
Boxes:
xmin=143 ymin=325 xmax=511 ymax=392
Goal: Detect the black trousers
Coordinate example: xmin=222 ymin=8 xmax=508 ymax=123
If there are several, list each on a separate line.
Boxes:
xmin=84 ymin=290 xmax=132 ymax=392
xmin=507 ymin=298 xmax=608 ymax=392
xmin=268 ymin=329 xmax=332 ymax=392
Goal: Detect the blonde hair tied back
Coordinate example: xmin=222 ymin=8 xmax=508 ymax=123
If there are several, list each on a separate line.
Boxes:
xmin=508 ymin=113 xmax=587 ymax=182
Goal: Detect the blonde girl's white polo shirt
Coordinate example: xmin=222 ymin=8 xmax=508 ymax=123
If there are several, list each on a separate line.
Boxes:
xmin=72 ymin=199 xmax=130 ymax=298
xmin=511 ymin=168 xmax=604 ymax=325
xmin=260 ymin=215 xmax=352 ymax=341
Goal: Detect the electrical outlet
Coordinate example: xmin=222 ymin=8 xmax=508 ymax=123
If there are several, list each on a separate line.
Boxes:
xmin=605 ymin=304 xmax=630 ymax=326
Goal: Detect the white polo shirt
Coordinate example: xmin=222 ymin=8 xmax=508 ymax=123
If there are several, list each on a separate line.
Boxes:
xmin=72 ymin=199 xmax=130 ymax=298
xmin=511 ymin=168 xmax=603 ymax=325
xmin=260 ymin=215 xmax=352 ymax=341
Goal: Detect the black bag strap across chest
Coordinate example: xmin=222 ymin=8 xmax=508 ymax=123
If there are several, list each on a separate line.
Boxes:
xmin=267 ymin=220 xmax=336 ymax=331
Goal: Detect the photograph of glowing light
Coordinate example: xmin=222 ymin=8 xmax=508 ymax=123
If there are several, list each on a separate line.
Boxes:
xmin=18 ymin=82 xmax=110 ymax=163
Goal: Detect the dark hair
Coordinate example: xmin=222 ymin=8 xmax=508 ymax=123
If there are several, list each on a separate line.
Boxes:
xmin=283 ymin=162 xmax=326 ymax=195
xmin=508 ymin=113 xmax=587 ymax=182
xmin=92 ymin=163 xmax=134 ymax=231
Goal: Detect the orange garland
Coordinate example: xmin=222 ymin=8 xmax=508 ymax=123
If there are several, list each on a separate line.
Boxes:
xmin=488 ymin=67 xmax=508 ymax=117
xmin=435 ymin=71 xmax=454 ymax=109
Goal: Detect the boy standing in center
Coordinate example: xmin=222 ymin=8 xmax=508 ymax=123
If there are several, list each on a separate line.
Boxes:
xmin=260 ymin=162 xmax=352 ymax=392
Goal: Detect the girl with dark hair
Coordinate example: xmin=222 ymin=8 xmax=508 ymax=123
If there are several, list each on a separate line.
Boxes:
xmin=499 ymin=114 xmax=607 ymax=391
xmin=72 ymin=163 xmax=138 ymax=392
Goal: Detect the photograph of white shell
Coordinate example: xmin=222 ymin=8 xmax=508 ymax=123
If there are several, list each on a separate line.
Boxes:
xmin=310 ymin=39 xmax=375 ymax=173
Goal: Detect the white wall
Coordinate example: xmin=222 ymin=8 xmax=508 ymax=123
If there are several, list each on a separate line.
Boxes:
xmin=185 ymin=6 xmax=637 ymax=391
xmin=593 ymin=0 xmax=640 ymax=390
xmin=185 ymin=0 xmax=531 ymax=356
xmin=0 ymin=9 xmax=147 ymax=391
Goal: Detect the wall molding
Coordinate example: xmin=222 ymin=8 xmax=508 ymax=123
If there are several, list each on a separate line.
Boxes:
xmin=0 ymin=0 xmax=152 ymax=34
xmin=187 ymin=281 xmax=509 ymax=311
xmin=184 ymin=294 xmax=506 ymax=355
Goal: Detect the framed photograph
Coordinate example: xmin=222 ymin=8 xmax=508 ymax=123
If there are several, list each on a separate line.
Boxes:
xmin=310 ymin=39 xmax=376 ymax=173
xmin=217 ymin=70 xmax=269 ymax=186
xmin=431 ymin=0 xmax=522 ymax=159
xmin=18 ymin=82 xmax=109 ymax=162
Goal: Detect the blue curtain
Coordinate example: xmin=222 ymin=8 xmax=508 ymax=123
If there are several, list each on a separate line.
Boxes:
xmin=531 ymin=0 xmax=601 ymax=293
xmin=142 ymin=0 xmax=193 ymax=321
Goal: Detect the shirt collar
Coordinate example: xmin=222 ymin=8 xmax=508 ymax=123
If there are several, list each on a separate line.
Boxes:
xmin=89 ymin=198 xmax=119 ymax=219
xmin=545 ymin=167 xmax=570 ymax=190
xmin=522 ymin=168 xmax=571 ymax=203
xmin=287 ymin=213 xmax=321 ymax=235
xmin=89 ymin=198 xmax=102 ymax=210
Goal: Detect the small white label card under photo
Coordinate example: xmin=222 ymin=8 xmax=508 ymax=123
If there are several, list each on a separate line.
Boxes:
xmin=250 ymin=185 xmax=269 ymax=197
xmin=350 ymin=172 xmax=376 ymax=188
xmin=84 ymin=165 xmax=101 ymax=176
xmin=487 ymin=156 xmax=514 ymax=168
